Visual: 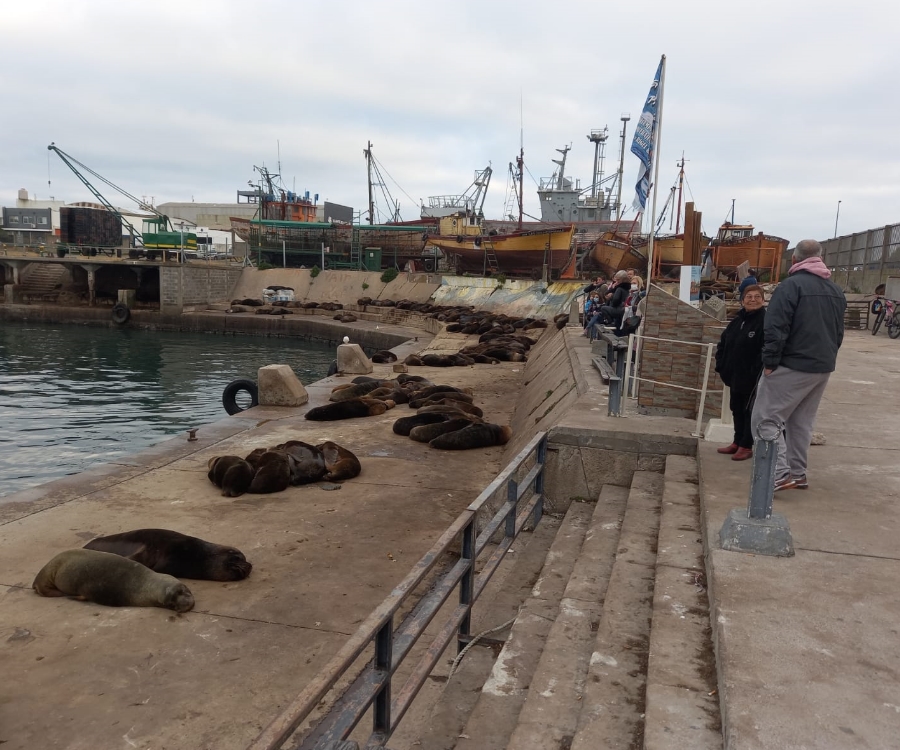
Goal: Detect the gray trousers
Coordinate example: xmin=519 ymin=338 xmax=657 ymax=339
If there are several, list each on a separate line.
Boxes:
xmin=750 ymin=366 xmax=831 ymax=479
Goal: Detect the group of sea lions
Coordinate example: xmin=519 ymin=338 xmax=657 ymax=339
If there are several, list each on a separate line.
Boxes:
xmin=228 ymin=299 xmax=347 ymax=315
xmin=33 ymin=528 xmax=252 ymax=614
xmin=208 ymin=439 xmax=361 ymax=497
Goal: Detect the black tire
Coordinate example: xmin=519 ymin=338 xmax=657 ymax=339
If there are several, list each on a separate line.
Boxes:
xmin=423 ymin=257 xmax=436 ymax=273
xmin=888 ymin=313 xmax=900 ymax=339
xmin=872 ymin=308 xmax=886 ymax=335
xmin=111 ymin=303 xmax=131 ymax=325
xmin=872 ymin=307 xmax=887 ymax=336
xmin=222 ymin=379 xmax=259 ymax=415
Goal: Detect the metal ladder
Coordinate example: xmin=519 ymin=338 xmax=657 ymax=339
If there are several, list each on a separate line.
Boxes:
xmin=482 ymin=237 xmax=500 ymax=275
xmin=350 ymin=227 xmax=361 ymax=269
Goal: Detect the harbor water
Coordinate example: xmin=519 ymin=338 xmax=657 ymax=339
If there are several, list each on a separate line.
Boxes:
xmin=0 ymin=322 xmax=336 ymax=498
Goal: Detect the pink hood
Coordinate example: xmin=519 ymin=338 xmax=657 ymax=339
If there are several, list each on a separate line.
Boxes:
xmin=789 ymin=255 xmax=832 ymax=279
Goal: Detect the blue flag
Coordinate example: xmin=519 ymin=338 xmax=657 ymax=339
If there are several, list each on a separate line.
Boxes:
xmin=631 ymin=58 xmax=664 ymax=213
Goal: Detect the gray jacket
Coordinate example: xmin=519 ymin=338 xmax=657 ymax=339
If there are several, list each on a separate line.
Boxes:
xmin=762 ymin=270 xmax=846 ymax=373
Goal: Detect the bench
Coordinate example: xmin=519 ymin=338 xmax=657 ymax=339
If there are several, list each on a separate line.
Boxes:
xmin=592 ymin=356 xmax=619 ymax=383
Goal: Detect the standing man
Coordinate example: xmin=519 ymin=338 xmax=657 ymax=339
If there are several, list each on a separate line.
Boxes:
xmin=751 ymin=239 xmax=846 ymax=491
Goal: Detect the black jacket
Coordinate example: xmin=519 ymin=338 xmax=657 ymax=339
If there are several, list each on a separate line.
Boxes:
xmin=605 ymin=282 xmax=629 ymax=310
xmin=762 ymin=270 xmax=845 ymax=372
xmin=715 ymin=307 xmax=766 ymax=392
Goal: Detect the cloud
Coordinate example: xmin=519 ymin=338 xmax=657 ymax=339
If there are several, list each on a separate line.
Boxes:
xmin=2 ymin=0 xmax=898 ymax=244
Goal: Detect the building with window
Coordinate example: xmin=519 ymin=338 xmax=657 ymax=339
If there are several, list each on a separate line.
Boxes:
xmin=1 ymin=206 xmax=54 ymax=247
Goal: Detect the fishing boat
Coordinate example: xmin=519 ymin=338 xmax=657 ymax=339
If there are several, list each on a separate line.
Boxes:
xmin=425 ymin=212 xmax=575 ymax=277
xmin=588 ymin=224 xmax=647 ymax=278
xmin=707 ymin=222 xmax=789 ymax=283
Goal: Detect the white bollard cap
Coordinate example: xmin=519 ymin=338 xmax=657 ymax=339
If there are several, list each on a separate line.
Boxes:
xmin=343 ymin=336 xmax=350 ymax=344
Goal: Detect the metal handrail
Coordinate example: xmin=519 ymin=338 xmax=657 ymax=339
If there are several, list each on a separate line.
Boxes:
xmin=623 ymin=332 xmax=722 ymax=438
xmin=249 ymin=431 xmax=548 ymax=750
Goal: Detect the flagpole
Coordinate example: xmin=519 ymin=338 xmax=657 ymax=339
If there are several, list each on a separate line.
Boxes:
xmin=646 ymin=54 xmax=666 ymax=283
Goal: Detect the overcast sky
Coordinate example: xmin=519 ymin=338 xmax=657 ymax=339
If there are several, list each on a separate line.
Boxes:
xmin=2 ymin=0 xmax=896 ymax=244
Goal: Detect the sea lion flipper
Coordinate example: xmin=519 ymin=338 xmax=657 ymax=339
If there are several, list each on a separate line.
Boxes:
xmin=84 ymin=538 xmax=147 ymax=561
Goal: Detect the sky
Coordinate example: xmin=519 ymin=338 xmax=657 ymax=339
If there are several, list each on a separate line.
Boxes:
xmin=2 ymin=0 xmax=897 ymax=246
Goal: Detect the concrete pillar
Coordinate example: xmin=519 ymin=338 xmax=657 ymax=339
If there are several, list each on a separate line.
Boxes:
xmin=80 ymin=264 xmax=100 ymax=306
xmin=258 ymin=365 xmax=309 ymax=407
xmin=336 ymin=343 xmax=373 ymax=374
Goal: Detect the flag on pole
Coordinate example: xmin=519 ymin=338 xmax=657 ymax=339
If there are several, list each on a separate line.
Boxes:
xmin=631 ymin=57 xmax=664 ymax=213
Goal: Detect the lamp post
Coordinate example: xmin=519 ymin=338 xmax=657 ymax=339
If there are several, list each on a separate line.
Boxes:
xmin=834 ymin=200 xmax=841 ymax=238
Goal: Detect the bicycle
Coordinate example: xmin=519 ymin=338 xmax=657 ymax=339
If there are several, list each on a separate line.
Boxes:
xmin=871 ymin=296 xmax=900 ymax=338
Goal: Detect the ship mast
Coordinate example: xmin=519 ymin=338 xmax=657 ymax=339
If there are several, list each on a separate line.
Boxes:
xmin=517 ymin=147 xmax=524 ymax=231
xmin=615 ymin=113 xmax=631 ymax=220
xmin=364 ymin=141 xmax=375 ymax=225
xmin=675 ymin=153 xmax=686 ymax=234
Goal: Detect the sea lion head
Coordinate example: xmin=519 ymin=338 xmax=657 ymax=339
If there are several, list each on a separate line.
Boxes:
xmin=217 ymin=547 xmax=253 ymax=581
xmin=163 ymin=582 xmax=195 ymax=613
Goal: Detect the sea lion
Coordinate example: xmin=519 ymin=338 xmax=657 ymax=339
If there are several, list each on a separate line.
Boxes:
xmin=392 ymin=413 xmax=451 ymax=436
xmin=421 ymin=354 xmax=456 ymax=367
xmin=317 ymin=441 xmax=362 ymax=482
xmin=554 ymin=313 xmax=569 ymax=329
xmin=244 ymin=447 xmax=269 ymax=469
xmin=412 ymin=384 xmax=471 ymax=400
xmin=409 ymin=418 xmax=475 ymax=443
xmin=368 ymin=387 xmax=409 ymax=404
xmin=207 ymin=455 xmax=255 ymax=498
xmin=33 ymin=549 xmax=195 ymax=612
xmin=418 ymin=399 xmax=484 ymax=417
xmin=404 ymin=355 xmax=424 ymax=366
xmin=473 ymin=355 xmax=500 ymax=364
xmin=305 ymin=397 xmax=394 ymax=421
xmin=248 ymin=450 xmax=292 ymax=494
xmin=411 ymin=391 xmax=475 ymax=408
xmin=276 ymin=440 xmax=328 ymax=485
xmin=329 ymin=380 xmax=386 ymax=402
xmin=429 ymin=423 xmax=513 ymax=450
xmin=371 ymin=350 xmax=398 ymax=364
xmin=85 ymin=529 xmax=252 ymax=581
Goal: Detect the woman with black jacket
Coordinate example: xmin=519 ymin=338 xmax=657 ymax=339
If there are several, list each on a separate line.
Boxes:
xmin=714 ymin=284 xmax=766 ymax=461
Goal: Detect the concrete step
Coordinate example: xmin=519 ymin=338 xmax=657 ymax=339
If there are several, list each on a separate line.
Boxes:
xmin=505 ymin=485 xmax=628 ymax=750
xmin=448 ymin=499 xmax=601 ymax=750
xmin=20 ymin=263 xmax=65 ymax=294
xmin=643 ymin=456 xmax=721 ymax=749
xmin=393 ymin=509 xmax=571 ymax=750
xmin=570 ymin=471 xmax=664 ymax=750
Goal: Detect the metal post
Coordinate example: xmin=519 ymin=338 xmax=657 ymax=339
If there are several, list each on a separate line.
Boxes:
xmin=533 ymin=437 xmax=546 ymax=526
xmin=633 ymin=333 xmax=644 ymax=400
xmin=321 ymin=242 xmax=325 ymax=270
xmin=506 ymin=479 xmax=518 ymax=538
xmin=747 ymin=437 xmax=777 ymax=519
xmin=373 ymin=618 xmax=393 ymax=736
xmin=693 ymin=342 xmax=714 ymax=437
xmin=457 ymin=520 xmax=475 ymax=651
xmin=623 ymin=333 xmax=634 ymax=398
xmin=282 ymin=239 xmax=286 ymax=269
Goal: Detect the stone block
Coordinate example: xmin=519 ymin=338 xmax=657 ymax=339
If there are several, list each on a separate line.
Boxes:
xmin=392 ymin=363 xmax=408 ymax=373
xmin=257 ymin=364 xmax=309 ymax=407
xmin=336 ymin=343 xmax=373 ymax=374
xmin=719 ymin=507 xmax=794 ymax=557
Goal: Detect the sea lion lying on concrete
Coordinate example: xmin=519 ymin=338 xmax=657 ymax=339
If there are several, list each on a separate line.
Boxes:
xmin=207 ymin=455 xmax=255 ymax=498
xmin=392 ymin=413 xmax=451 ymax=436
xmin=84 ymin=529 xmax=252 ymax=581
xmin=429 ymin=423 xmax=512 ymax=450
xmin=371 ymin=350 xmax=398 ymax=364
xmin=409 ymin=391 xmax=474 ymax=408
xmin=409 ymin=418 xmax=477 ymax=443
xmin=248 ymin=450 xmax=293 ymax=493
xmin=305 ymin=397 xmax=395 ymax=421
xmin=275 ymin=440 xmax=328 ymax=485
xmin=418 ymin=400 xmax=484 ymax=418
xmin=33 ymin=549 xmax=195 ymax=612
xmin=367 ymin=386 xmax=410 ymax=404
xmin=334 ymin=313 xmax=358 ymax=323
xmin=330 ymin=380 xmax=386 ymax=402
xmin=318 ymin=441 xmax=362 ymax=482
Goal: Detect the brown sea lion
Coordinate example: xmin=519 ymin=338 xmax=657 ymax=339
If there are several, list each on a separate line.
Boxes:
xmin=368 ymin=387 xmax=409 ymax=404
xmin=554 ymin=313 xmax=569 ymax=329
xmin=248 ymin=450 xmax=292 ymax=494
xmin=418 ymin=399 xmax=484 ymax=417
xmin=305 ymin=397 xmax=394 ymax=421
xmin=276 ymin=440 xmax=328 ymax=485
xmin=421 ymin=354 xmax=456 ymax=367
xmin=207 ymin=455 xmax=255 ymax=497
xmin=84 ymin=529 xmax=252 ymax=581
xmin=371 ymin=350 xmax=399 ymax=364
xmin=33 ymin=549 xmax=195 ymax=612
xmin=473 ymin=355 xmax=500 ymax=364
xmin=409 ymin=418 xmax=475 ymax=443
xmin=244 ymin=447 xmax=269 ymax=469
xmin=410 ymin=391 xmax=475 ymax=408
xmin=412 ymin=384 xmax=471 ymax=400
xmin=392 ymin=413 xmax=451 ymax=436
xmin=404 ymin=355 xmax=424 ymax=366
xmin=317 ymin=440 xmax=362 ymax=481
xmin=329 ymin=380 xmax=386 ymax=402
xmin=429 ymin=423 xmax=513 ymax=450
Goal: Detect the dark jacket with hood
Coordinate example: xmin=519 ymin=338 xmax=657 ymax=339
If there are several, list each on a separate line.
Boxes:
xmin=605 ymin=281 xmax=630 ymax=310
xmin=762 ymin=259 xmax=846 ymax=373
xmin=715 ymin=307 xmax=766 ymax=393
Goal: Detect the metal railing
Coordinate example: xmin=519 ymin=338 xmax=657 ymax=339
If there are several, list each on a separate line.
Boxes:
xmin=249 ymin=432 xmax=549 ymax=750
xmin=623 ymin=332 xmax=722 ymax=437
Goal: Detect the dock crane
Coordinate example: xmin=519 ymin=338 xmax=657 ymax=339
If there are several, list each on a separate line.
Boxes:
xmin=48 ymin=143 xmax=197 ymax=254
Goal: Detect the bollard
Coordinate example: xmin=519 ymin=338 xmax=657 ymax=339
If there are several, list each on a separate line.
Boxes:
xmin=719 ymin=435 xmax=794 ymax=557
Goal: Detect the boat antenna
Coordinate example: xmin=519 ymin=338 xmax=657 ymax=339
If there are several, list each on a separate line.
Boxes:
xmin=675 ymin=153 xmax=687 ymax=234
xmin=277 ymin=140 xmax=282 ymax=179
xmin=615 ymin=113 xmax=631 ymax=220
xmin=730 ymin=198 xmax=735 ymax=225
xmin=518 ymin=93 xmax=524 ymax=231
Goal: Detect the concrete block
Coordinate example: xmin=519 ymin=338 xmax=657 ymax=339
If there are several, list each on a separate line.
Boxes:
xmin=117 ymin=289 xmax=136 ymax=307
xmin=336 ymin=343 xmax=373 ymax=374
xmin=257 ymin=364 xmax=309 ymax=407
xmin=4 ymin=284 xmax=24 ymax=304
xmin=703 ymin=417 xmax=734 ymax=443
xmin=392 ymin=363 xmax=408 ymax=373
xmin=719 ymin=507 xmax=795 ymax=557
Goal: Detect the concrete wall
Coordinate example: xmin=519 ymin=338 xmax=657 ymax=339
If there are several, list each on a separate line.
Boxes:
xmin=637 ymin=285 xmax=726 ymax=419
xmin=821 ymin=224 xmax=900 ymax=293
xmin=160 ymin=266 xmax=244 ymax=314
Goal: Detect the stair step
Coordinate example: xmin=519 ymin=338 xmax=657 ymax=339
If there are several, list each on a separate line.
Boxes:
xmin=453 ymin=500 xmax=600 ymax=750
xmin=643 ymin=457 xmax=721 ymax=749
xmin=570 ymin=471 xmax=664 ymax=750
xmin=401 ymin=516 xmax=564 ymax=750
xmin=505 ymin=485 xmax=628 ymax=750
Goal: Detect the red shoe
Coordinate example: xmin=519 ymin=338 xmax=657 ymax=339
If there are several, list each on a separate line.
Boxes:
xmin=717 ymin=443 xmax=739 ymax=455
xmin=731 ymin=447 xmax=753 ymax=461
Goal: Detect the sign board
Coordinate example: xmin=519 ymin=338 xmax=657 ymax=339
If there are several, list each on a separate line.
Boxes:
xmin=680 ymin=265 xmax=701 ymax=307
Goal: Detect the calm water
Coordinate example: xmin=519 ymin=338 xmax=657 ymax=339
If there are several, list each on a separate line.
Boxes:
xmin=0 ymin=323 xmax=336 ymax=497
